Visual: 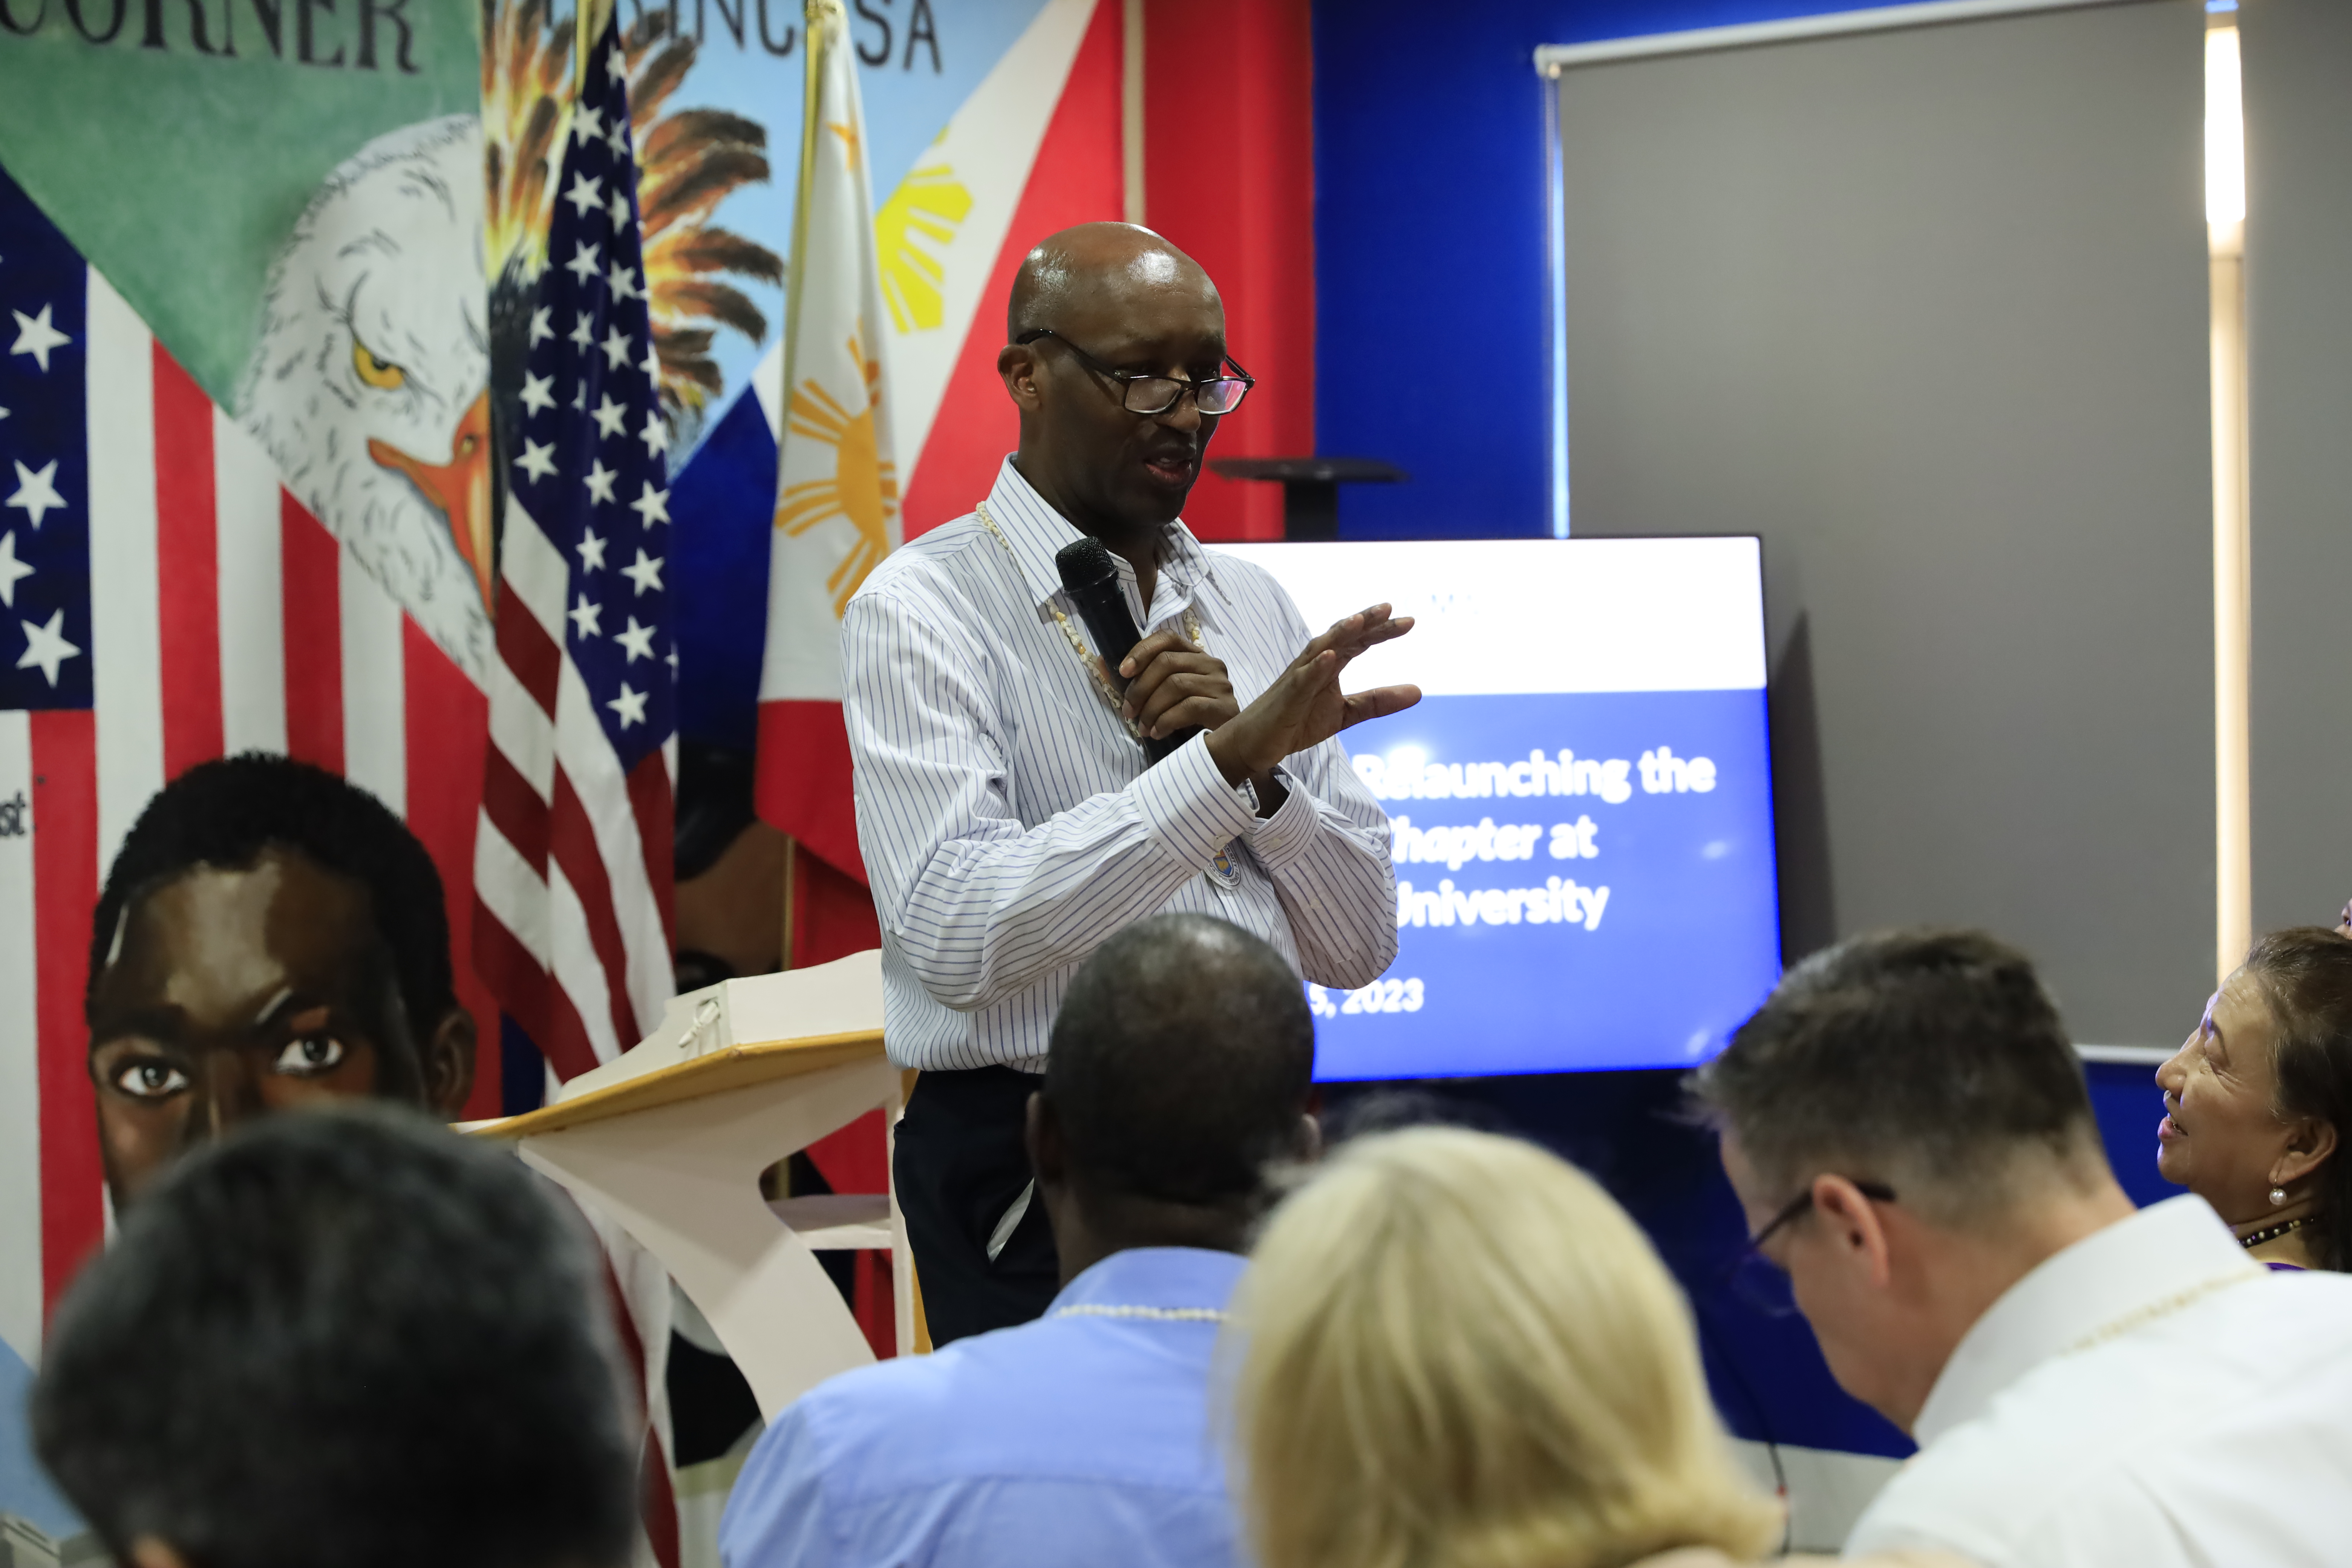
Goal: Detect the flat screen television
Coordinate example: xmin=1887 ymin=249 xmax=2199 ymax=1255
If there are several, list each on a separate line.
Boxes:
xmin=1220 ymin=537 xmax=1781 ymax=1080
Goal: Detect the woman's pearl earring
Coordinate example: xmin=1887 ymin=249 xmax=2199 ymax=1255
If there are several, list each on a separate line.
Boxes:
xmin=2271 ymin=1186 xmax=2289 ymax=1207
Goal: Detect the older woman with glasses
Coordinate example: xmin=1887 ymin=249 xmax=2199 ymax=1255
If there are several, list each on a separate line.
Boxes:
xmin=2156 ymin=926 xmax=2352 ymax=1272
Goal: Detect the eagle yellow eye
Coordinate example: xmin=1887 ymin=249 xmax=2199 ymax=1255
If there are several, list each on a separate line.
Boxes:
xmin=352 ymin=338 xmax=407 ymax=390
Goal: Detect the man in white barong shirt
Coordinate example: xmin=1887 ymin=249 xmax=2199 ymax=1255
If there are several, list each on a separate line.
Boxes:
xmin=844 ymin=223 xmax=1416 ymax=1343
xmin=1695 ymin=928 xmax=2352 ymax=1566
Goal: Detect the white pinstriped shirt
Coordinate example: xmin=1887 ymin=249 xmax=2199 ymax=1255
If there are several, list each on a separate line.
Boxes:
xmin=843 ymin=458 xmax=1400 ymax=1072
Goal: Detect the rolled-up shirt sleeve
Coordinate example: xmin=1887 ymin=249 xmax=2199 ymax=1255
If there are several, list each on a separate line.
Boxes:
xmin=845 ymin=586 xmax=1258 ymax=1013
xmin=1245 ymin=745 xmax=1399 ymax=991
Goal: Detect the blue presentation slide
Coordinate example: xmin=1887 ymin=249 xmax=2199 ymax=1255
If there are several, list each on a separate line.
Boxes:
xmin=1222 ymin=537 xmax=1783 ymax=1081
xmin=1315 ymin=689 xmax=1779 ymax=1080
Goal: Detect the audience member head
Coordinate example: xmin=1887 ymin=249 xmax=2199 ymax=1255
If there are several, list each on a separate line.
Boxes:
xmin=1229 ymin=1127 xmax=1781 ymax=1568
xmin=998 ymin=222 xmax=1228 ymax=534
xmin=1691 ymin=928 xmax=2132 ymax=1432
xmin=2156 ymin=926 xmax=2352 ymax=1269
xmin=1031 ymin=913 xmax=1316 ymax=1277
xmin=32 ymin=1104 xmax=635 ymax=1568
xmin=84 ymin=753 xmax=475 ymax=1207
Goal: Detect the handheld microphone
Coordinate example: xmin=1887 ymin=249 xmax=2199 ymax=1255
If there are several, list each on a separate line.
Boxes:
xmin=1054 ymin=537 xmax=1200 ymax=765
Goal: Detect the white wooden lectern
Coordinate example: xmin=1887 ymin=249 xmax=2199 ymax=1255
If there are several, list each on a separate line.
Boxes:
xmin=468 ymin=950 xmax=910 ymax=1421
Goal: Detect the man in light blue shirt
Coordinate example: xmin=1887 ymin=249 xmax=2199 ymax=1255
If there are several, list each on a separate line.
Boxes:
xmin=719 ymin=912 xmax=1318 ymax=1568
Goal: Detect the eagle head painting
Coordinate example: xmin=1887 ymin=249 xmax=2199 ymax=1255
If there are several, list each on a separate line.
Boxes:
xmin=236 ymin=6 xmax=779 ymax=686
xmin=239 ymin=115 xmax=497 ymax=680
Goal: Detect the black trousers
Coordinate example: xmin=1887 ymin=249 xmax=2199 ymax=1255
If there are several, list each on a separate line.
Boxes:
xmin=894 ymin=1065 xmax=1061 ymax=1346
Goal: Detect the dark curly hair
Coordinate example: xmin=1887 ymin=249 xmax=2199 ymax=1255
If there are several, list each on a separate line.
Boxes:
xmin=86 ymin=754 xmax=456 ymax=1032
xmin=2242 ymin=927 xmax=2352 ymax=1272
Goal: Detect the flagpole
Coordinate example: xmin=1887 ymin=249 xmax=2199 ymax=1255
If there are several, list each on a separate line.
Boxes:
xmin=776 ymin=0 xmax=839 ymax=976
xmin=574 ymin=0 xmax=611 ymax=93
xmin=780 ymin=833 xmax=799 ymax=971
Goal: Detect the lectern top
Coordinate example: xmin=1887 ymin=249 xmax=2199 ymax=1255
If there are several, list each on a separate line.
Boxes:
xmin=463 ymin=951 xmax=886 ymax=1141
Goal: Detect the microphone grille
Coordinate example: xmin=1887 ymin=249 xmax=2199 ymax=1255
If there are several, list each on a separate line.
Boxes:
xmin=1055 ymin=537 xmax=1120 ymax=593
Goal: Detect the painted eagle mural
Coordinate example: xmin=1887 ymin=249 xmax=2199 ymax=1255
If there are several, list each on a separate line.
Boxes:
xmin=235 ymin=1 xmax=781 ymax=684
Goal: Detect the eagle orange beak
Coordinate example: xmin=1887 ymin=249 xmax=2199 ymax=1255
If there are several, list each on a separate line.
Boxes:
xmin=369 ymin=389 xmax=496 ymax=610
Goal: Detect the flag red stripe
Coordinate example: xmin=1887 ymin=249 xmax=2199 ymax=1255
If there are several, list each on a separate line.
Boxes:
xmin=548 ymin=768 xmax=643 ymax=1051
xmin=640 ymin=1429 xmax=681 ymax=1568
xmin=482 ymin=747 xmax=550 ymax=875
xmin=32 ymin=710 xmax=102 ymax=1322
xmin=626 ymin=752 xmax=675 ymax=950
xmin=473 ymin=891 xmax=605 ymax=1087
xmin=400 ymin=619 xmax=503 ymax=1121
xmin=495 ymin=587 xmax=562 ymax=717
xmin=756 ymin=700 xmax=866 ymax=884
xmin=599 ymin=1254 xmax=682 ymax=1568
xmin=541 ymin=971 xmax=605 ymax=1086
xmin=151 ymin=346 xmax=222 ymax=778
xmin=280 ymin=496 xmax=343 ymax=774
xmin=472 ymin=895 xmax=552 ymax=1059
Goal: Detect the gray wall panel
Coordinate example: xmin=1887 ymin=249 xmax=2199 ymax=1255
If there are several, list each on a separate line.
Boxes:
xmin=2245 ymin=0 xmax=2352 ymax=936
xmin=1556 ymin=1 xmax=2210 ymax=1044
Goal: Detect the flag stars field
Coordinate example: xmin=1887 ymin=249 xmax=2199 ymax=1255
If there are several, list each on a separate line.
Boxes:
xmin=10 ymin=304 xmax=69 ymax=370
xmin=15 ymin=605 xmax=77 ymax=686
xmin=485 ymin=12 xmax=674 ymax=773
xmin=617 ymin=617 xmax=655 ymax=662
xmin=0 ymin=530 xmax=32 ymax=605
xmin=8 ymin=459 xmax=64 ymax=527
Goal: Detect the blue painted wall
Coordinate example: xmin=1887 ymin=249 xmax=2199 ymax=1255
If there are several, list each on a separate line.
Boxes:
xmin=1311 ymin=0 xmax=1890 ymax=539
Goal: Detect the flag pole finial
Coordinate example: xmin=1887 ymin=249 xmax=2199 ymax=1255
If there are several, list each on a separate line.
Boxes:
xmin=575 ymin=0 xmax=615 ymax=94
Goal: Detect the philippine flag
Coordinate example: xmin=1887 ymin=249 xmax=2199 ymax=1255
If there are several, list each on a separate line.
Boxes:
xmin=750 ymin=0 xmax=1122 ymax=887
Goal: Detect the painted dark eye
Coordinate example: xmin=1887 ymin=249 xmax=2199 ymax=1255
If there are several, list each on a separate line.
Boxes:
xmin=273 ymin=1035 xmax=347 ymax=1076
xmin=113 ymin=1061 xmax=189 ymax=1099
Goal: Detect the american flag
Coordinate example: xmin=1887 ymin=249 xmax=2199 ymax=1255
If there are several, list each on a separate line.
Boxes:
xmin=0 ymin=158 xmax=501 ymax=1355
xmin=0 ymin=43 xmax=681 ymax=1556
xmin=472 ymin=12 xmax=678 ymax=1087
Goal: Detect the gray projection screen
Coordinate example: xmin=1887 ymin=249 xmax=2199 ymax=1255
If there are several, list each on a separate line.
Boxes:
xmin=1551 ymin=0 xmax=2210 ymax=1046
xmin=2244 ymin=0 xmax=2352 ymax=936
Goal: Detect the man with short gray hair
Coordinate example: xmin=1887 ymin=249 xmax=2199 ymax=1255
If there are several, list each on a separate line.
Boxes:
xmin=1695 ymin=928 xmax=2352 ymax=1565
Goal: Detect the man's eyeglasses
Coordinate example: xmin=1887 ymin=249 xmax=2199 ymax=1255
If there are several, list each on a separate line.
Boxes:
xmin=1723 ymin=1176 xmax=1897 ymax=1317
xmin=1016 ymin=329 xmax=1255 ymax=417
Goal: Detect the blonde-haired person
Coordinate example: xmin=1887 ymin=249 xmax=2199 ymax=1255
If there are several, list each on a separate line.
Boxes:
xmin=1225 ymin=1126 xmax=1969 ymax=1568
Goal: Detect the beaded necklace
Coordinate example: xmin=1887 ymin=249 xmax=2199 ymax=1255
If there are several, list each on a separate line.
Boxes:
xmin=2059 ymin=1269 xmax=2254 ymax=1357
xmin=2239 ymin=1213 xmax=2319 ymax=1250
xmin=1054 ymin=1304 xmax=1229 ymax=1323
xmin=976 ymin=500 xmax=1202 ymax=741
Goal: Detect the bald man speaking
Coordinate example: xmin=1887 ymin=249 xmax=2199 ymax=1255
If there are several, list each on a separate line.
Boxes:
xmin=845 ymin=224 xmax=1417 ymax=1341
